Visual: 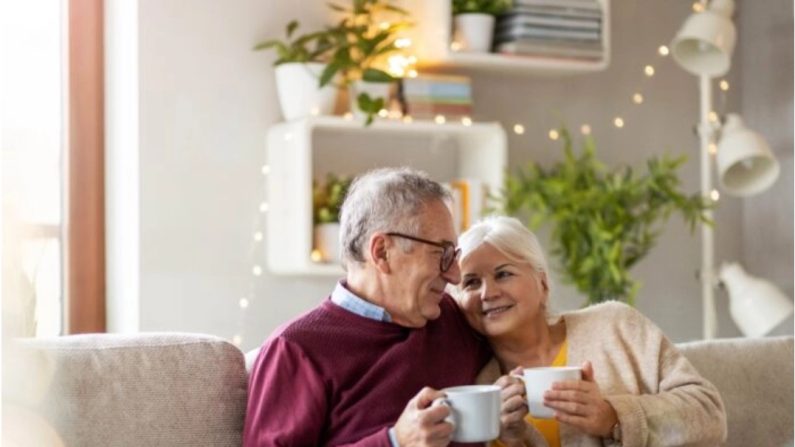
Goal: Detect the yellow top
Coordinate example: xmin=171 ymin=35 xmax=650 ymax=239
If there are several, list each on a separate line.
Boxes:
xmin=493 ymin=339 xmax=568 ymax=447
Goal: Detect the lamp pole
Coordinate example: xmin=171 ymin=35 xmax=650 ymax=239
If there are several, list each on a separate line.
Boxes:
xmin=699 ymin=74 xmax=718 ymax=339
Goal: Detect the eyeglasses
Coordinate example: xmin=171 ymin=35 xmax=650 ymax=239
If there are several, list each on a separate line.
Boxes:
xmin=386 ymin=232 xmax=461 ymax=273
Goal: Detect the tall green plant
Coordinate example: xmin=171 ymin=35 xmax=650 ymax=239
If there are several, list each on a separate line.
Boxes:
xmin=253 ymin=20 xmax=332 ymax=65
xmin=500 ymin=128 xmax=711 ymax=305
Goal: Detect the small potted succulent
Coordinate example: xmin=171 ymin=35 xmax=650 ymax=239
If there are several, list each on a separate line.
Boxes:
xmin=254 ymin=20 xmax=337 ymax=121
xmin=312 ymin=174 xmax=352 ymax=263
xmin=452 ymin=0 xmax=512 ymax=52
xmin=319 ymin=0 xmax=412 ymax=125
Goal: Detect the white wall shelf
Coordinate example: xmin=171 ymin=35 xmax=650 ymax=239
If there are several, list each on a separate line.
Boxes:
xmin=266 ymin=116 xmax=507 ymax=276
xmin=402 ymin=0 xmax=610 ymax=75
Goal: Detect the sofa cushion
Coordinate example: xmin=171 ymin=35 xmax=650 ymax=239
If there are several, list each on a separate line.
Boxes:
xmin=21 ymin=333 xmax=247 ymax=447
xmin=678 ymin=336 xmax=794 ymax=447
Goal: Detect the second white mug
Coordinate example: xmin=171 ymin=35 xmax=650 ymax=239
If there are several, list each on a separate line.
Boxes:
xmin=522 ymin=366 xmax=583 ymax=419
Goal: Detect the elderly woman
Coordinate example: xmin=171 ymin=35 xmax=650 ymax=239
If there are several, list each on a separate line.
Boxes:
xmin=453 ymin=216 xmax=727 ymax=447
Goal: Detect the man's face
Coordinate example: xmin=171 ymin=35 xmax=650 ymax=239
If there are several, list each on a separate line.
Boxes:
xmin=383 ymin=199 xmax=461 ymax=328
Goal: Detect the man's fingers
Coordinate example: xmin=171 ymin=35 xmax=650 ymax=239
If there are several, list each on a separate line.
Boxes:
xmin=420 ymin=402 xmax=451 ymax=426
xmin=415 ymin=386 xmax=445 ymax=409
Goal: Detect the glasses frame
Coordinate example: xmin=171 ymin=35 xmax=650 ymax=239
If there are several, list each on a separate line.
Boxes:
xmin=385 ymin=232 xmax=461 ymax=273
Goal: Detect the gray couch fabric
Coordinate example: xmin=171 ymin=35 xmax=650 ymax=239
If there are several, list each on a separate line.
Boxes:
xmin=11 ymin=333 xmax=793 ymax=447
xmin=678 ymin=336 xmax=794 ymax=447
xmin=22 ymin=333 xmax=247 ymax=447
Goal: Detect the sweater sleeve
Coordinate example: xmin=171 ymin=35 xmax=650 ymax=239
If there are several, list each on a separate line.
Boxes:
xmin=603 ymin=308 xmax=728 ymax=447
xmin=243 ymin=336 xmax=328 ymax=446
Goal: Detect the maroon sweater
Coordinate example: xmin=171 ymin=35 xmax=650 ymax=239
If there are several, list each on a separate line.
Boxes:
xmin=243 ymin=295 xmax=490 ymax=446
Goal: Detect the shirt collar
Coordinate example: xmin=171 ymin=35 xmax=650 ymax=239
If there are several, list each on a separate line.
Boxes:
xmin=331 ymin=281 xmax=392 ymax=322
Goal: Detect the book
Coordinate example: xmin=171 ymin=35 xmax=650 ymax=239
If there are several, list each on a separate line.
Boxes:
xmin=497 ymin=13 xmax=601 ymax=30
xmin=495 ymin=26 xmax=601 ymax=43
xmin=504 ymin=5 xmax=602 ymax=20
xmin=513 ymin=0 xmax=601 ymax=11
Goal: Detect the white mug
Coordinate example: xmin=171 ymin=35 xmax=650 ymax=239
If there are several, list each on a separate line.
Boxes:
xmin=433 ymin=384 xmax=501 ymax=442
xmin=522 ymin=366 xmax=583 ymax=419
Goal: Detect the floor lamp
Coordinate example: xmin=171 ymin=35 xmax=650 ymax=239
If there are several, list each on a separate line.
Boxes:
xmin=670 ymin=0 xmax=788 ymax=339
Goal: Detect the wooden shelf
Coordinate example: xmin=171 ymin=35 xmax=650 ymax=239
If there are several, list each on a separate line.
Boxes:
xmin=265 ymin=116 xmax=507 ymax=275
xmin=403 ymin=0 xmax=610 ymax=75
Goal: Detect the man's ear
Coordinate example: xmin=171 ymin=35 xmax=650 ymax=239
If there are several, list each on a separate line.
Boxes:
xmin=369 ymin=232 xmax=391 ymax=274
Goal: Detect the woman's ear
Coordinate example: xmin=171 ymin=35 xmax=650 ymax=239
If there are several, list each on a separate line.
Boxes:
xmin=540 ymin=272 xmax=550 ymax=294
xmin=369 ymin=233 xmax=391 ymax=274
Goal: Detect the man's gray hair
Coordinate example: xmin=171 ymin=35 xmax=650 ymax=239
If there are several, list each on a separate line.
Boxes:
xmin=339 ymin=167 xmax=451 ymax=268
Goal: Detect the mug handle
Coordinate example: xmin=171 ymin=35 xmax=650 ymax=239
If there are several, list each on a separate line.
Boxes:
xmin=431 ymin=397 xmax=456 ymax=429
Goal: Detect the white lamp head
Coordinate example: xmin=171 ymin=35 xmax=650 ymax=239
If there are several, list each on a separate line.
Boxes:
xmin=716 ymin=114 xmax=780 ymax=196
xmin=671 ymin=0 xmax=736 ymax=76
xmin=719 ymin=262 xmax=793 ymax=337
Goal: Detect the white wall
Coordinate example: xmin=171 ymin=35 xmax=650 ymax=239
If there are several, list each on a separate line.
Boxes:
xmin=105 ymin=0 xmax=793 ymax=349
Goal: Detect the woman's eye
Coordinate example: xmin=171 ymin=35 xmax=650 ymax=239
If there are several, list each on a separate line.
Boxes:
xmin=496 ymin=270 xmax=513 ymax=279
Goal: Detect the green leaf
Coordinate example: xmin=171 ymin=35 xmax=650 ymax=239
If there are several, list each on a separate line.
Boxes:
xmin=286 ymin=20 xmax=299 ymax=38
xmin=361 ymin=68 xmax=395 ymax=83
xmin=319 ymin=62 xmax=341 ymax=87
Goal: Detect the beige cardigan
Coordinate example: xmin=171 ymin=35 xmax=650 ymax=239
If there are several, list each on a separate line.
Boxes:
xmin=478 ymin=301 xmax=727 ymax=447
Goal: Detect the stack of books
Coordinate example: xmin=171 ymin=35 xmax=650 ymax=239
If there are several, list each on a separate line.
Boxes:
xmin=399 ymin=75 xmax=473 ymax=120
xmin=494 ymin=0 xmax=604 ymax=61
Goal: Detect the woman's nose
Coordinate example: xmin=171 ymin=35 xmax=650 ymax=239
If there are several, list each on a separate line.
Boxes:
xmin=480 ymin=278 xmax=499 ymax=301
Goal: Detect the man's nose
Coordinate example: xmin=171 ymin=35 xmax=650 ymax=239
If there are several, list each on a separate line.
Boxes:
xmin=442 ymin=260 xmax=462 ymax=285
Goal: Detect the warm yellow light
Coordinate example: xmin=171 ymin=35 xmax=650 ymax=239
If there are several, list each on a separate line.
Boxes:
xmin=632 ymin=93 xmax=644 ymax=104
xmin=343 ymin=112 xmax=354 ymax=121
xmin=407 ymin=69 xmax=418 ymax=78
xmin=253 ymin=232 xmax=263 ymax=241
xmin=395 ymin=38 xmax=412 ymax=49
xmin=644 ymin=65 xmax=655 ymax=77
xmin=388 ymin=109 xmax=403 ymax=119
xmin=402 ymin=115 xmax=413 ymax=124
xmin=379 ymin=21 xmax=391 ymax=30
xmin=658 ymin=45 xmax=670 ymax=56
xmin=708 ymin=143 xmax=718 ymax=154
xmin=692 ymin=2 xmax=705 ymax=12
xmin=259 ymin=202 xmax=269 ymax=213
xmin=548 ymin=129 xmax=559 ymax=140
xmin=580 ymin=124 xmax=592 ymax=135
xmin=710 ymin=189 xmax=720 ymax=201
xmin=450 ymin=41 xmax=462 ymax=52
xmin=378 ymin=108 xmax=389 ymax=118
xmin=461 ymin=116 xmax=472 ymax=126
xmin=434 ymin=115 xmax=446 ymax=124
xmin=614 ymin=117 xmax=625 ymax=128
xmin=513 ymin=124 xmax=525 ymax=135
xmin=261 ymin=164 xmax=270 ymax=175
xmin=310 ymin=249 xmax=324 ymax=262
xmin=719 ymin=80 xmax=730 ymax=91
xmin=239 ymin=298 xmax=250 ymax=309
xmin=708 ymin=111 xmax=719 ymax=123
xmin=252 ymin=265 xmax=263 ymax=276
xmin=407 ymin=55 xmax=418 ymax=64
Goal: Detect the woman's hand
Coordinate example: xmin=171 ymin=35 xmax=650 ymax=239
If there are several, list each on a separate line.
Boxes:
xmin=542 ymin=361 xmax=618 ymax=437
xmin=494 ymin=367 xmax=530 ymax=445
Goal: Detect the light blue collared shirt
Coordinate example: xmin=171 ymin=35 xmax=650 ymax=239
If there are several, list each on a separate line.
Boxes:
xmin=330 ymin=281 xmax=400 ymax=447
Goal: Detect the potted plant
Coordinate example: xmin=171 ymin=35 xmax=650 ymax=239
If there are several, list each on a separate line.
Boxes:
xmin=312 ymin=174 xmax=353 ymax=263
xmin=254 ymin=20 xmax=337 ymax=121
xmin=452 ymin=0 xmax=512 ymax=52
xmin=319 ymin=0 xmax=412 ymax=125
xmin=499 ymin=128 xmax=711 ymax=305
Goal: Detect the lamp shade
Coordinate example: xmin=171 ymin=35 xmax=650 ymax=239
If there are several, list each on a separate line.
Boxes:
xmin=671 ymin=0 xmax=736 ymax=76
xmin=716 ymin=114 xmax=780 ymax=196
xmin=719 ymin=262 xmax=793 ymax=337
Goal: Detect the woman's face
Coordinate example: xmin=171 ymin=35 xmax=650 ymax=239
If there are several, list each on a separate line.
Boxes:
xmin=456 ymin=242 xmax=548 ymax=338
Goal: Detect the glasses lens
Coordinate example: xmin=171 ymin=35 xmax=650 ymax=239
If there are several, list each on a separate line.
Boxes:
xmin=441 ymin=245 xmax=459 ymax=272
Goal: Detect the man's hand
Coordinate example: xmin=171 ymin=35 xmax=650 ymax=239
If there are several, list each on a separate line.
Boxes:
xmin=393 ymin=387 xmax=454 ymax=447
xmin=542 ymin=361 xmax=618 ymax=437
xmin=495 ymin=367 xmax=530 ymax=446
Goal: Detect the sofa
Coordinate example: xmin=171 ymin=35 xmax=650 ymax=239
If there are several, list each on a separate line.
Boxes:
xmin=5 ymin=333 xmax=793 ymax=447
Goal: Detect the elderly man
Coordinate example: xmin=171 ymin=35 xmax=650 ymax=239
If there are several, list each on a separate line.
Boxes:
xmin=243 ymin=168 xmax=495 ymax=446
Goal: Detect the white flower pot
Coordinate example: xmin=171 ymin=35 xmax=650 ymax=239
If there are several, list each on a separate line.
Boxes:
xmin=454 ymin=13 xmax=496 ymax=53
xmin=349 ymin=80 xmax=393 ymax=119
xmin=313 ymin=222 xmax=341 ymax=263
xmin=274 ymin=62 xmax=338 ymax=121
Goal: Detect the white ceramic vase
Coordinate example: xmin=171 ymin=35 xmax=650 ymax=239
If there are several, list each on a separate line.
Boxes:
xmin=313 ymin=222 xmax=341 ymax=263
xmin=453 ymin=13 xmax=496 ymax=53
xmin=274 ymin=62 xmax=338 ymax=121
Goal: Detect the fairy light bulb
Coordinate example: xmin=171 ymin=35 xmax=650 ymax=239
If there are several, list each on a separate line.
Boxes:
xmin=658 ymin=45 xmax=670 ymax=56
xmin=378 ymin=109 xmax=389 ymax=118
xmin=719 ymin=80 xmax=730 ymax=91
xmin=513 ymin=124 xmax=525 ymax=135
xmin=435 ymin=115 xmax=446 ymax=124
xmin=548 ymin=129 xmax=559 ymax=140
xmin=402 ymin=115 xmax=413 ymax=124
xmin=239 ymin=298 xmax=250 ymax=309
xmin=580 ymin=124 xmax=592 ymax=135
xmin=259 ymin=202 xmax=269 ymax=213
xmin=633 ymin=93 xmax=644 ymax=104
xmin=708 ymin=111 xmax=719 ymax=123
xmin=253 ymin=232 xmax=263 ymax=241
xmin=644 ymin=65 xmax=655 ymax=77
xmin=461 ymin=116 xmax=472 ymax=126
xmin=710 ymin=189 xmax=720 ymax=201
xmin=708 ymin=143 xmax=718 ymax=155
xmin=261 ymin=164 xmax=270 ymax=175
xmin=310 ymin=249 xmax=323 ymax=262
xmin=614 ymin=117 xmax=625 ymax=128
xmin=252 ymin=265 xmax=263 ymax=276
xmin=692 ymin=2 xmax=705 ymax=12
